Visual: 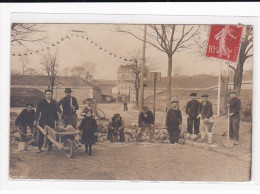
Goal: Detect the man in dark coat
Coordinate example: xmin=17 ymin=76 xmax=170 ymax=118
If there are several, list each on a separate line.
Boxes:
xmin=107 ymin=113 xmax=125 ymax=142
xmin=15 ymin=103 xmax=35 ymax=142
xmin=78 ymin=109 xmax=97 ymax=155
xmin=136 ymin=106 xmax=155 ymax=143
xmin=186 ymin=93 xmax=200 ymax=135
xmin=228 ymin=90 xmax=241 ymax=146
xmin=35 ymin=89 xmax=59 ymax=152
xmin=198 ymin=94 xmax=214 ymax=144
xmin=57 ymin=88 xmax=79 ymax=129
xmin=166 ymin=101 xmax=182 ymax=144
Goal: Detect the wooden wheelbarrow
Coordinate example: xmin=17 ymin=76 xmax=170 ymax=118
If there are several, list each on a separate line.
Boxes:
xmin=36 ymin=124 xmax=80 ymax=158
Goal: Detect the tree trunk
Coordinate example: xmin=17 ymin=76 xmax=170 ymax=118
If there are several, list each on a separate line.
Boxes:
xmin=167 ymin=55 xmax=173 ymax=106
xmin=233 ymin=41 xmax=247 ymax=94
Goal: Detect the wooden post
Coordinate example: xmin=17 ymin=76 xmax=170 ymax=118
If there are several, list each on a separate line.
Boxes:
xmin=227 ymin=104 xmax=230 ymax=140
xmin=217 ymin=62 xmax=222 ymax=117
xmin=139 ymin=24 xmax=147 ymax=112
xmin=153 ymin=73 xmax=157 ymax=122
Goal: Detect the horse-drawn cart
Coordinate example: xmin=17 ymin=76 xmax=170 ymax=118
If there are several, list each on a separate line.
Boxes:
xmin=36 ymin=124 xmax=80 ymax=158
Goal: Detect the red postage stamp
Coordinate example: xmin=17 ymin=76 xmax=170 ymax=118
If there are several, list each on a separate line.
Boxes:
xmin=206 ymin=25 xmax=243 ymax=62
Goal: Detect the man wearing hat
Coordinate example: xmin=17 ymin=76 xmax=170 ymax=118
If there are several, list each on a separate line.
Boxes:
xmin=227 ymin=90 xmax=241 ymax=146
xmin=15 ymin=103 xmax=36 ymax=142
xmin=198 ymin=94 xmax=214 ymax=144
xmin=57 ymin=88 xmax=79 ymax=129
xmin=186 ymin=93 xmax=200 ymax=136
xmin=166 ymin=101 xmax=182 ymax=144
xmin=35 ymin=89 xmax=59 ymax=152
xmin=136 ymin=106 xmax=155 ymax=143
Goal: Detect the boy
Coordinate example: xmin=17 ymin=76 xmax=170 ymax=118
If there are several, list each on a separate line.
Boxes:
xmin=166 ymin=101 xmax=182 ymax=144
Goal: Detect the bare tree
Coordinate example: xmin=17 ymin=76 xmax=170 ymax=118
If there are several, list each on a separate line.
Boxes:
xmin=233 ymin=26 xmax=253 ymax=93
xmin=122 ymin=52 xmax=156 ymax=105
xmin=70 ymin=63 xmax=96 ymax=83
xmin=117 ymin=25 xmax=200 ymax=105
xmin=40 ymin=52 xmax=59 ymax=92
xmin=11 ymin=23 xmax=46 ymax=51
xmin=20 ymin=56 xmax=28 ymax=75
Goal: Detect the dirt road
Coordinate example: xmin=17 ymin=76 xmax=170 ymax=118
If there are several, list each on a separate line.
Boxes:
xmin=10 ymin=141 xmax=250 ymax=181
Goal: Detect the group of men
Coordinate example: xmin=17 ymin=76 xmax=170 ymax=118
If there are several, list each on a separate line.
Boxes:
xmin=15 ymin=88 xmax=80 ymax=153
xmin=135 ymin=90 xmax=241 ymax=146
xmin=15 ymin=87 xmax=241 ymax=153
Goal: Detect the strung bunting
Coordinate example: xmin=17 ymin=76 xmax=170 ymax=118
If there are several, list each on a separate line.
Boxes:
xmin=42 ymin=49 xmax=44 ymax=51
xmin=114 ymin=55 xmax=116 ymax=57
xmin=12 ymin=54 xmax=15 ymax=56
xmin=109 ymin=53 xmax=112 ymax=55
xmin=47 ymin=47 xmax=50 ymax=49
xmin=100 ymin=47 xmax=102 ymax=50
xmin=124 ymin=59 xmax=127 ymax=61
xmin=18 ymin=54 xmax=21 ymax=56
xmin=57 ymin=42 xmax=60 ymax=44
xmin=95 ymin=44 xmax=97 ymax=46
xmin=30 ymin=53 xmax=33 ymax=55
xmin=24 ymin=53 xmax=27 ymax=56
xmin=52 ymin=44 xmax=55 ymax=46
xmin=36 ymin=50 xmax=39 ymax=53
xmin=61 ymin=38 xmax=64 ymax=41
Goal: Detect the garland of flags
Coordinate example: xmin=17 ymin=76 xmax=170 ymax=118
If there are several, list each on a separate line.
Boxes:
xmin=11 ymin=31 xmax=134 ymax=62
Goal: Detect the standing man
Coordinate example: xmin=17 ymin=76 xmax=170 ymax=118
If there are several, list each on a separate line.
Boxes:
xmin=198 ymin=94 xmax=214 ymax=144
xmin=136 ymin=106 xmax=155 ymax=143
xmin=15 ymin=103 xmax=35 ymax=142
xmin=57 ymin=88 xmax=79 ymax=129
xmin=228 ymin=90 xmax=241 ymax=146
xmin=35 ymin=89 xmax=59 ymax=153
xmin=186 ymin=93 xmax=200 ymax=136
xmin=123 ymin=101 xmax=128 ymax=112
xmin=166 ymin=101 xmax=182 ymax=144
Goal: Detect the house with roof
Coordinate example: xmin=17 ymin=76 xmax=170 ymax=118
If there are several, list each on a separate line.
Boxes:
xmin=11 ymin=75 xmax=102 ymax=106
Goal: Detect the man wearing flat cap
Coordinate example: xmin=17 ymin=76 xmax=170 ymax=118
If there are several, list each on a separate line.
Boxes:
xmin=198 ymin=94 xmax=214 ymax=144
xmin=227 ymin=90 xmax=241 ymax=146
xmin=186 ymin=93 xmax=200 ymax=136
xmin=136 ymin=106 xmax=155 ymax=143
xmin=15 ymin=103 xmax=35 ymax=142
xmin=57 ymin=88 xmax=79 ymax=129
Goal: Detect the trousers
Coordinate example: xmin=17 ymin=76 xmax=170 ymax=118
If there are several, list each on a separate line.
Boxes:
xmin=18 ymin=123 xmax=34 ymax=142
xmin=38 ymin=121 xmax=55 ymax=150
xmin=201 ymin=117 xmax=214 ymax=143
xmin=108 ymin=127 xmax=125 ymax=142
xmin=187 ymin=117 xmax=200 ymax=134
xmin=229 ymin=116 xmax=240 ymax=141
xmin=136 ymin=123 xmax=154 ymax=141
xmin=63 ymin=114 xmax=78 ymax=129
xmin=167 ymin=123 xmax=180 ymax=144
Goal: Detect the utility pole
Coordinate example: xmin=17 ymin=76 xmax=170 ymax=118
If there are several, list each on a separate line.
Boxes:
xmin=139 ymin=24 xmax=147 ymax=112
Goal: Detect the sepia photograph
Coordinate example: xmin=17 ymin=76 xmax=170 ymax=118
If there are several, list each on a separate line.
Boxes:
xmin=9 ymin=22 xmax=253 ymax=182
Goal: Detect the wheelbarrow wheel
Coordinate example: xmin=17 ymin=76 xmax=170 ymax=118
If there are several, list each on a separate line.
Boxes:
xmin=63 ymin=139 xmax=73 ymax=158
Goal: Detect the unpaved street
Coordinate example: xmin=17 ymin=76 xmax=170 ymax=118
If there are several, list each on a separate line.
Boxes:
xmin=10 ymin=142 xmax=250 ymax=181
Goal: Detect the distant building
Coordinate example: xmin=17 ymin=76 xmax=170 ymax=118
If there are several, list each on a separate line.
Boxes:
xmin=11 ymin=75 xmax=102 ymax=105
xmin=116 ymin=65 xmax=135 ymax=102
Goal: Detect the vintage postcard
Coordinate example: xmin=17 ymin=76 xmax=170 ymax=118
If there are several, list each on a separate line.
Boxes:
xmin=9 ymin=22 xmax=253 ymax=182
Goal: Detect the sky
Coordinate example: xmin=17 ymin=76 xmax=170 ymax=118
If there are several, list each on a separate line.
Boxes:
xmin=10 ymin=24 xmax=253 ymax=80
